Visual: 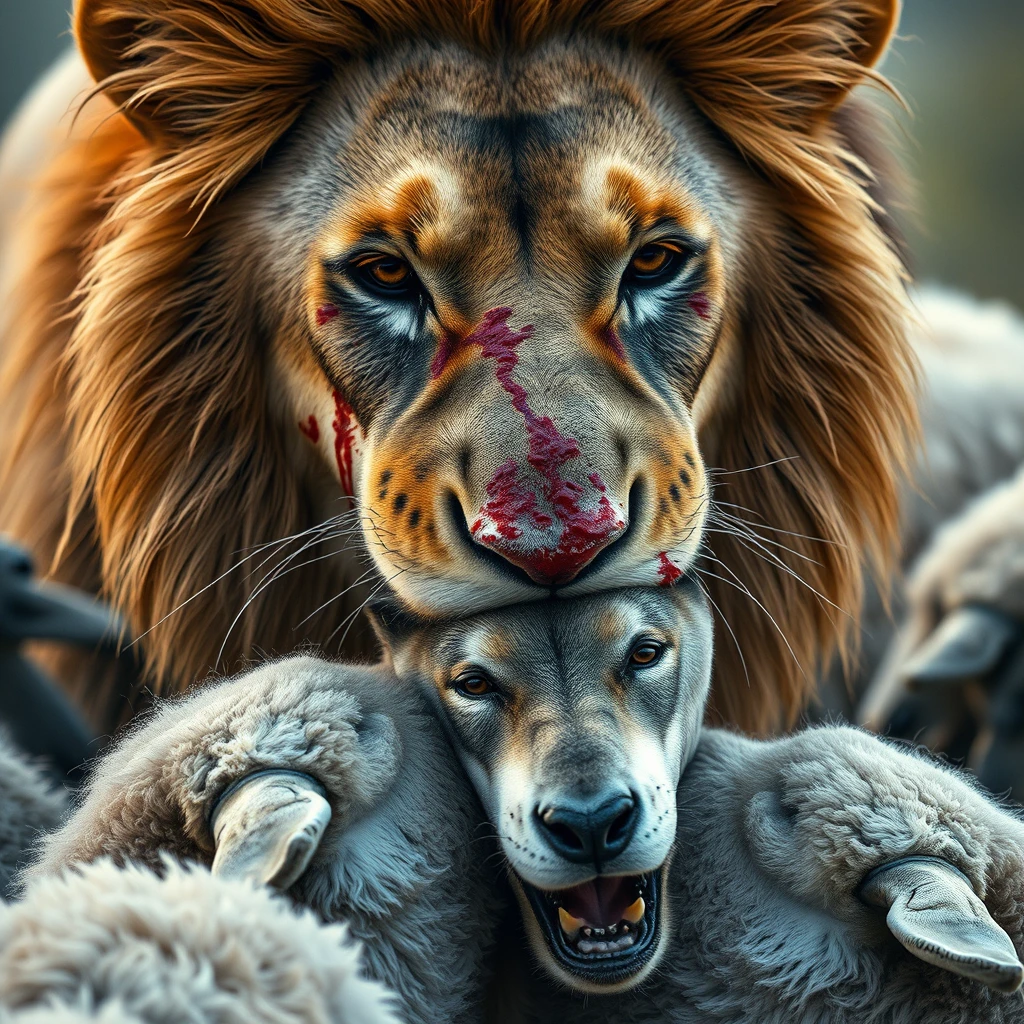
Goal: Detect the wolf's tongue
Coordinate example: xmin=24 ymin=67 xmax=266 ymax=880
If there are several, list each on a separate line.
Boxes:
xmin=560 ymin=876 xmax=636 ymax=928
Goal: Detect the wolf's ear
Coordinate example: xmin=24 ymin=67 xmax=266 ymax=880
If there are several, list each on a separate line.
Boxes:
xmin=365 ymin=601 xmax=423 ymax=664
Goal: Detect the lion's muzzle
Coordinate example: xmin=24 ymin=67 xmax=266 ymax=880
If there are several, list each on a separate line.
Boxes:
xmin=467 ymin=431 xmax=629 ymax=586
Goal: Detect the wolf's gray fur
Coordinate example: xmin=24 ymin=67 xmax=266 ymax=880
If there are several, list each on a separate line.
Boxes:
xmin=518 ymin=725 xmax=1024 ymax=1023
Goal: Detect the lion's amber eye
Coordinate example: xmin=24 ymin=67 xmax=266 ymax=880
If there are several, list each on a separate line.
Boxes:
xmin=629 ymin=640 xmax=664 ymax=667
xmin=350 ymin=254 xmax=417 ymax=297
xmin=624 ymin=241 xmax=688 ymax=288
xmin=452 ymin=671 xmax=495 ymax=698
xmin=368 ymin=257 xmax=410 ymax=286
xmin=631 ymin=245 xmax=671 ymax=275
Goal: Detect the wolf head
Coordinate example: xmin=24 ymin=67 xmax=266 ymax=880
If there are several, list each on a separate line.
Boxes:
xmin=374 ymin=581 xmax=713 ymax=991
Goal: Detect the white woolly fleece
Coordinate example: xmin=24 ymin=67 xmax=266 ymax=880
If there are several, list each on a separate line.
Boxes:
xmin=0 ymin=858 xmax=399 ymax=1024
xmin=0 ymin=732 xmax=66 ymax=895
xmin=27 ymin=657 xmax=502 ymax=1024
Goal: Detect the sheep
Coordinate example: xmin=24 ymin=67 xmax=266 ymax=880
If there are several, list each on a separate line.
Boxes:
xmin=0 ymin=857 xmax=399 ymax=1024
xmin=19 ymin=587 xmax=1024 ymax=1023
xmin=858 ymin=460 xmax=1024 ymax=796
xmin=811 ymin=289 xmax=1024 ymax=795
xmin=0 ymin=731 xmax=66 ymax=896
xmin=23 ymin=656 xmax=502 ymax=1024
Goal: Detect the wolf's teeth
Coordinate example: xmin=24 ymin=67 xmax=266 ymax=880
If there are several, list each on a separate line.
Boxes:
xmin=558 ymin=907 xmax=586 ymax=937
xmin=622 ymin=897 xmax=645 ymax=924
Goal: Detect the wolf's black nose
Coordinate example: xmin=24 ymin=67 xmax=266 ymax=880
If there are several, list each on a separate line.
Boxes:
xmin=536 ymin=792 xmax=638 ymax=866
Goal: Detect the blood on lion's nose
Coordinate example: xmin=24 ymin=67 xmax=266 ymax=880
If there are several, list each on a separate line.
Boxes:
xmin=460 ymin=306 xmax=628 ymax=585
xmin=469 ymin=458 xmax=626 ymax=585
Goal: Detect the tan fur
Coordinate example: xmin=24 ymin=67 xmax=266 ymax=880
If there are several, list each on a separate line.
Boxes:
xmin=0 ymin=0 xmax=915 ymax=732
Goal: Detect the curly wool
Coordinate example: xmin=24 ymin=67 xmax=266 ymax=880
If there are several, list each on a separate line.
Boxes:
xmin=0 ymin=732 xmax=66 ymax=895
xmin=0 ymin=858 xmax=398 ymax=1024
xmin=27 ymin=657 xmax=501 ymax=1024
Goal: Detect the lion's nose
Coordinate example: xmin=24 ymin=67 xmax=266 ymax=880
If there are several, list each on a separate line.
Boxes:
xmin=467 ymin=461 xmax=627 ymax=586
xmin=472 ymin=522 xmax=624 ymax=585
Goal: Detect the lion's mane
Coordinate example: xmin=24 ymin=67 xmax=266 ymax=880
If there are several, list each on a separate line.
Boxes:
xmin=0 ymin=0 xmax=914 ymax=732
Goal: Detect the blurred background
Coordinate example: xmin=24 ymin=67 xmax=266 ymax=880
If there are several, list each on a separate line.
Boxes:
xmin=2 ymin=1 xmax=1022 ymax=308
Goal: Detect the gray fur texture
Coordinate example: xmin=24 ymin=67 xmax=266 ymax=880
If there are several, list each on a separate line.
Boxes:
xmin=0 ymin=858 xmax=398 ymax=1024
xmin=26 ymin=655 xmax=1024 ymax=1023
xmin=519 ymin=726 xmax=1024 ymax=1023
xmin=0 ymin=731 xmax=66 ymax=895
xmin=28 ymin=658 xmax=502 ymax=1024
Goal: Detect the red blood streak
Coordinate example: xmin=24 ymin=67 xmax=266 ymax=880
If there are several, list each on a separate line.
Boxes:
xmin=600 ymin=325 xmax=626 ymax=360
xmin=429 ymin=329 xmax=460 ymax=379
xmin=687 ymin=292 xmax=712 ymax=320
xmin=298 ymin=415 xmax=320 ymax=443
xmin=473 ymin=458 xmax=552 ymax=543
xmin=316 ymin=304 xmax=340 ymax=326
xmin=332 ymin=390 xmax=357 ymax=497
xmin=657 ymin=551 xmax=683 ymax=587
xmin=469 ymin=307 xmax=625 ymax=583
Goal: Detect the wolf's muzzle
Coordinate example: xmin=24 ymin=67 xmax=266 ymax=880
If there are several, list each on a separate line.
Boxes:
xmin=536 ymin=790 xmax=639 ymax=868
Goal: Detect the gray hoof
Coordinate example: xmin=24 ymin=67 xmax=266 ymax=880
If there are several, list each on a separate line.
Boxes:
xmin=210 ymin=770 xmax=331 ymax=890
xmin=861 ymin=856 xmax=1023 ymax=993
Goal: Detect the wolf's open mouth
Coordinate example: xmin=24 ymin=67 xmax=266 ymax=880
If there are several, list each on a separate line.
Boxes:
xmin=517 ymin=868 xmax=663 ymax=985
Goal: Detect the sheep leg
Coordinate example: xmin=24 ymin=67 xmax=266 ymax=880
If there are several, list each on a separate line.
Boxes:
xmin=860 ymin=855 xmax=1024 ymax=994
xmin=211 ymin=769 xmax=331 ymax=890
xmin=858 ymin=464 xmax=1024 ymax=796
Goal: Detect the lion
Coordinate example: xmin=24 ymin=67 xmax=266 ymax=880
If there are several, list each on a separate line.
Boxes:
xmin=0 ymin=0 xmax=915 ymax=733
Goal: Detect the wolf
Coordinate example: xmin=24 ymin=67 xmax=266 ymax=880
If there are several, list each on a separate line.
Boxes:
xmin=28 ymin=585 xmax=1024 ymax=1022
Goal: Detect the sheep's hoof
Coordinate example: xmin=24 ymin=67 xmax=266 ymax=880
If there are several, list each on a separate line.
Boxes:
xmin=900 ymin=605 xmax=1020 ymax=689
xmin=210 ymin=769 xmax=331 ymax=890
xmin=861 ymin=856 xmax=1024 ymax=993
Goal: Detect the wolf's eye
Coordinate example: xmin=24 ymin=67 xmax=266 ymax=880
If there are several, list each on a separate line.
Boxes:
xmin=624 ymin=242 xmax=688 ymax=288
xmin=452 ymin=670 xmax=495 ymax=698
xmin=350 ymin=254 xmax=418 ymax=298
xmin=628 ymin=640 xmax=664 ymax=667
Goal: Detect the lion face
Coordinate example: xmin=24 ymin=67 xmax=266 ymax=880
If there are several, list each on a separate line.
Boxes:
xmin=259 ymin=41 xmax=742 ymax=615
xmin=3 ymin=0 xmax=909 ymax=726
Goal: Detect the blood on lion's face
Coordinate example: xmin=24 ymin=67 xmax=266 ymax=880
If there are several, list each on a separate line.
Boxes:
xmin=1 ymin=0 xmax=911 ymax=733
xmin=255 ymin=40 xmax=739 ymax=615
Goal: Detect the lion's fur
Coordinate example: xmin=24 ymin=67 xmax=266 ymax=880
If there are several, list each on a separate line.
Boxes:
xmin=0 ymin=0 xmax=915 ymax=732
